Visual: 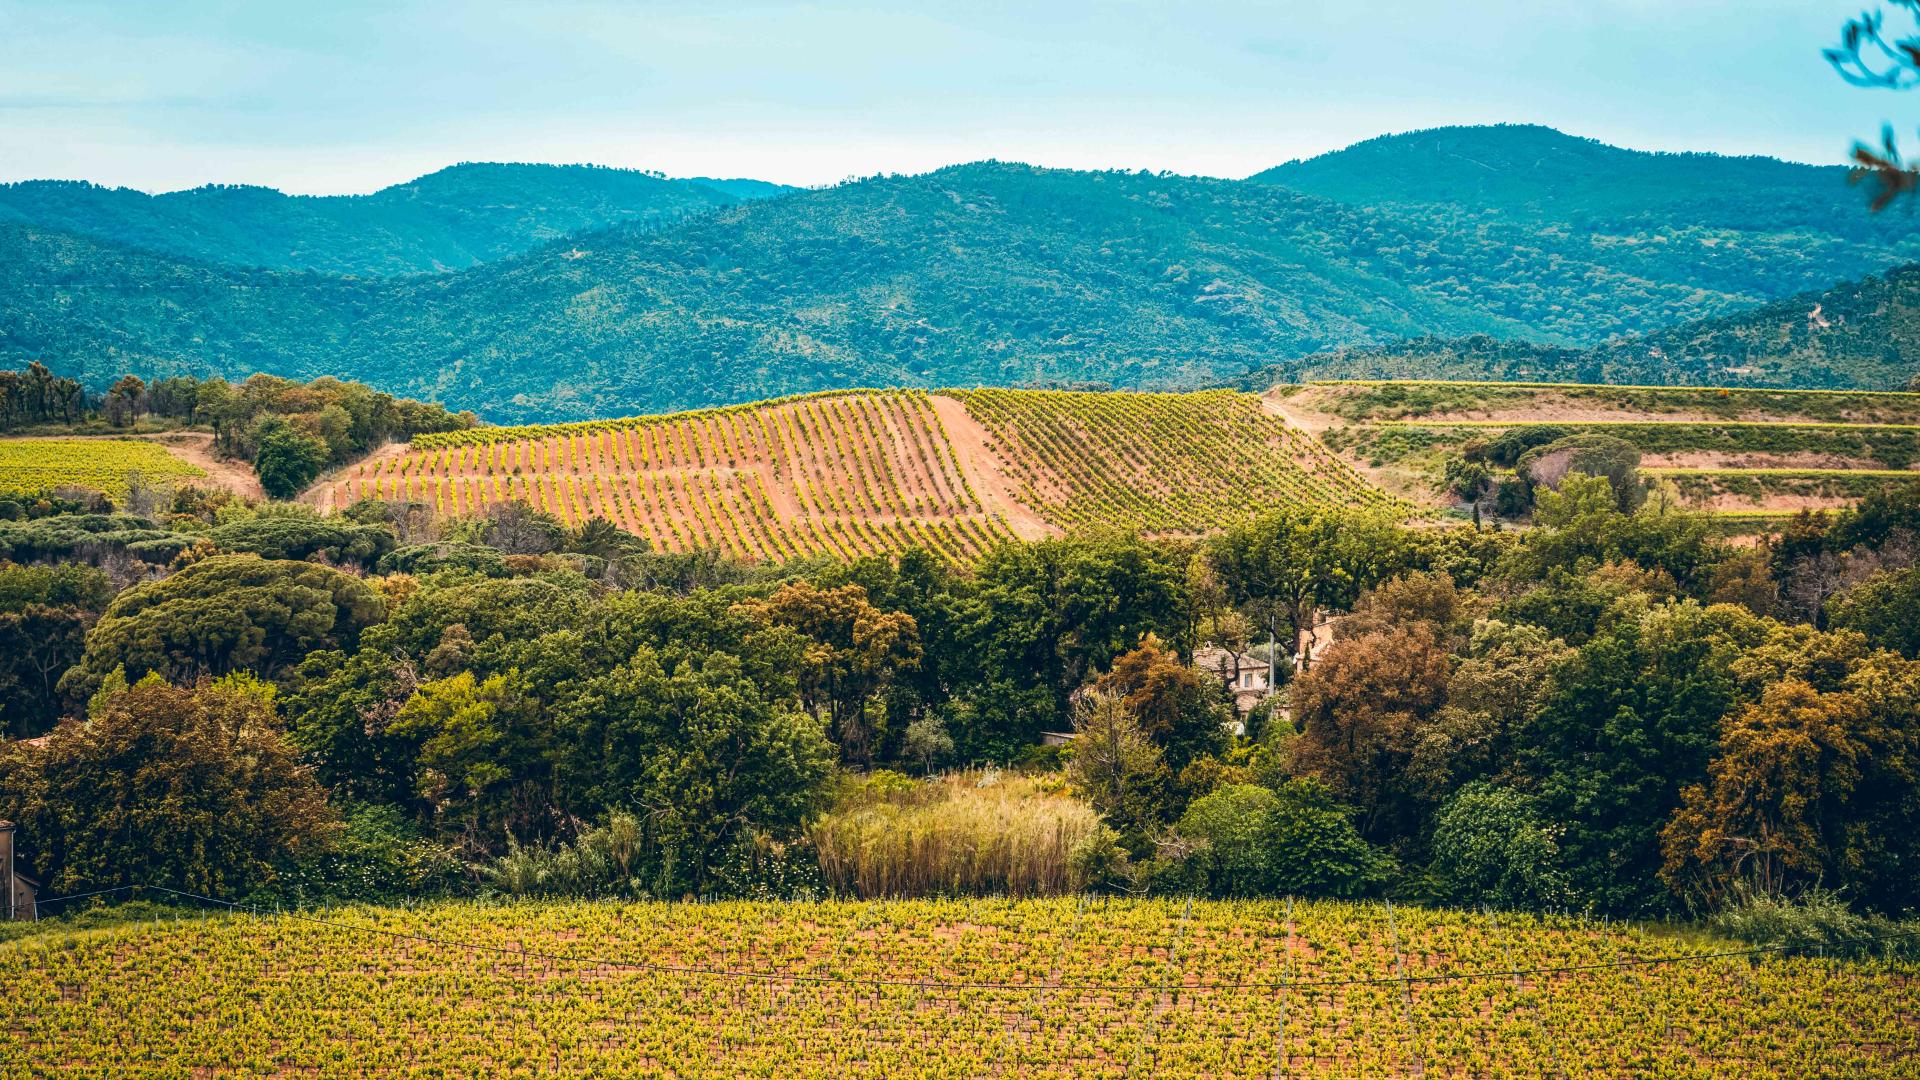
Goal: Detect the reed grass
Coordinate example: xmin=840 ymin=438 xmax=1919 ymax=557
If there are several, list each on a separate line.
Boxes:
xmin=809 ymin=770 xmax=1107 ymax=899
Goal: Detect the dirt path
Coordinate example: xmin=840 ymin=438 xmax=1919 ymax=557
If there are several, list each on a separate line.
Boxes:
xmin=137 ymin=431 xmax=266 ymax=500
xmin=21 ymin=430 xmax=266 ymax=501
xmin=1259 ymin=390 xmax=1440 ymax=505
xmin=1258 ymin=390 xmax=1337 ymax=436
xmin=303 ymin=441 xmax=410 ymax=511
xmin=929 ymin=394 xmax=1055 ymax=540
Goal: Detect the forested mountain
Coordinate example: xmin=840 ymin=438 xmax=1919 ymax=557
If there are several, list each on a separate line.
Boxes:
xmin=1234 ymin=264 xmax=1920 ymax=390
xmin=4 ymin=131 xmax=1919 ymax=420
xmin=0 ymin=164 xmax=792 ymax=275
xmin=1253 ymin=123 xmax=1884 ymax=234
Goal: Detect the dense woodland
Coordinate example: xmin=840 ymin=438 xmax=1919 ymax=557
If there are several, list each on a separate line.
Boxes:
xmin=2 ymin=462 xmax=1917 ymax=931
xmin=5 ymin=126 xmax=1918 ymax=422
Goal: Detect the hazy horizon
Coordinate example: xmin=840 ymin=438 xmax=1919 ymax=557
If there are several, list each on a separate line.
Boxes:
xmin=0 ymin=1 xmax=1896 ymax=195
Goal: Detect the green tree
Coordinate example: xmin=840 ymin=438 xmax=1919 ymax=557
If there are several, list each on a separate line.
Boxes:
xmin=1064 ymin=690 xmax=1167 ymax=852
xmin=0 ymin=675 xmax=335 ymax=894
xmin=1659 ymin=680 xmax=1868 ymax=906
xmin=103 ymin=374 xmax=146 ymax=427
xmin=60 ymin=555 xmax=386 ymax=703
xmin=1517 ymin=433 xmax=1645 ymax=513
xmin=1211 ymin=506 xmax=1409 ymax=670
xmin=1429 ymin=783 xmax=1573 ymax=910
xmin=208 ymin=508 xmax=396 ymax=567
xmin=252 ymin=417 xmax=330 ymax=499
xmin=1830 ymin=567 xmax=1920 ymax=657
xmin=281 ymin=634 xmax=424 ymax=809
xmin=552 ymin=648 xmax=834 ymax=894
xmin=1520 ymin=599 xmax=1769 ymax=914
xmin=955 ymin=534 xmax=1187 ymax=757
xmin=0 ymin=562 xmax=112 ymax=737
xmin=731 ymin=581 xmax=920 ymax=765
xmin=1170 ymin=780 xmax=1391 ymax=899
xmin=391 ymin=669 xmax=549 ymax=846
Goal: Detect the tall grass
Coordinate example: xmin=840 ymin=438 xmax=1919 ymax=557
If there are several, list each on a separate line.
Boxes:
xmin=810 ymin=770 xmax=1110 ymax=898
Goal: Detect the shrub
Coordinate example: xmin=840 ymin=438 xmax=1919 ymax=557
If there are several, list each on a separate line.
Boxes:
xmin=483 ymin=812 xmax=647 ymax=899
xmin=1428 ymin=784 xmax=1573 ymax=910
xmin=1709 ymin=886 xmax=1920 ymax=959
xmin=253 ymin=419 xmax=330 ymax=499
xmin=1165 ymin=780 xmax=1392 ymax=899
xmin=0 ymin=674 xmax=337 ymax=895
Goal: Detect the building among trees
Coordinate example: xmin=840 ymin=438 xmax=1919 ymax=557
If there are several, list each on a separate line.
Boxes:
xmin=1193 ymin=645 xmax=1275 ymax=715
xmin=1 ymin=820 xmax=37 ymax=922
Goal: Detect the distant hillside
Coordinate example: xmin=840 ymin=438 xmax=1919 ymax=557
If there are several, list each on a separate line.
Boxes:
xmin=0 ymin=164 xmax=793 ymax=275
xmin=1251 ymin=124 xmax=1918 ymax=330
xmin=1233 ymin=265 xmax=1920 ymax=391
xmin=5 ymin=134 xmax=1920 ymax=420
xmin=1254 ymin=123 xmax=1880 ymax=231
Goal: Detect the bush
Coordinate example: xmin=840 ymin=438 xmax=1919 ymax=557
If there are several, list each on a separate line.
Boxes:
xmin=269 ymin=801 xmax=464 ymax=904
xmin=1829 ymin=567 xmax=1920 ymax=658
xmin=0 ymin=674 xmax=337 ymax=896
xmin=1443 ymin=457 xmax=1491 ymax=500
xmin=1165 ymin=780 xmax=1392 ymax=899
xmin=253 ymin=419 xmax=330 ymax=499
xmin=1709 ymin=886 xmax=1920 ymax=959
xmin=1428 ymin=784 xmax=1573 ymax=910
xmin=483 ymin=812 xmax=646 ymax=899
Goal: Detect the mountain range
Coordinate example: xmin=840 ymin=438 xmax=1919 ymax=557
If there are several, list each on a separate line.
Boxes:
xmin=0 ymin=164 xmax=791 ymax=276
xmin=2 ymin=125 xmax=1916 ymax=422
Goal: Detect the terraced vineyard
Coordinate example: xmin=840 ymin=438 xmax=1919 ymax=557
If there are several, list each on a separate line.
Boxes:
xmin=952 ymin=389 xmax=1394 ymax=533
xmin=0 ymin=437 xmax=205 ymax=501
xmin=1283 ymin=381 xmax=1920 ymax=518
xmin=317 ymin=389 xmax=1389 ymax=560
xmin=3 ymin=897 xmax=1913 ymax=1077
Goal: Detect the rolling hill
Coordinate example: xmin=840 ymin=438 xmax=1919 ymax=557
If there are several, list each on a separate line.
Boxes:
xmin=0 ymin=164 xmax=792 ymax=275
xmin=4 ymin=128 xmax=1919 ymax=421
xmin=311 ymin=388 xmax=1386 ymax=561
xmin=1233 ymin=264 xmax=1920 ymax=391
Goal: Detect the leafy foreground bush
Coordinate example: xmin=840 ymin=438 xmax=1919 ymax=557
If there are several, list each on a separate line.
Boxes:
xmin=1709 ymin=887 xmax=1920 ymax=960
xmin=809 ymin=770 xmax=1121 ymax=898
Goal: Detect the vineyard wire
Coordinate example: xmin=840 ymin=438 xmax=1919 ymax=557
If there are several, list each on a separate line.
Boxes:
xmin=16 ymin=882 xmax=1920 ymax=997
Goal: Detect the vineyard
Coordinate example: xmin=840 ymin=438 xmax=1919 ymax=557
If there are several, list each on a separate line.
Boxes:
xmin=0 ymin=437 xmax=205 ymax=502
xmin=949 ymin=389 xmax=1395 ymax=534
xmin=1281 ymin=381 xmax=1920 ymax=515
xmin=3 ymin=897 xmax=1914 ymax=1077
xmin=316 ymin=389 xmax=1390 ymax=561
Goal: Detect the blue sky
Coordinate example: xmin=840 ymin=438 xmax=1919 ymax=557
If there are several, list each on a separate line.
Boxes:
xmin=0 ymin=0 xmax=1907 ymax=193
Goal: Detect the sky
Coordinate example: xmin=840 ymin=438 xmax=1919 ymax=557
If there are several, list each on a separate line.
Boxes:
xmin=0 ymin=0 xmax=1910 ymax=194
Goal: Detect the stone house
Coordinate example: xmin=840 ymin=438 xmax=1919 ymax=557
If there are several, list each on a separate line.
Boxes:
xmin=1192 ymin=645 xmax=1274 ymax=717
xmin=2 ymin=820 xmax=38 ymax=922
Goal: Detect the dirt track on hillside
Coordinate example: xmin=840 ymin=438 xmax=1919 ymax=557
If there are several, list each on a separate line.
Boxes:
xmin=141 ymin=432 xmax=265 ymax=500
xmin=928 ymin=394 xmax=1054 ymax=540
